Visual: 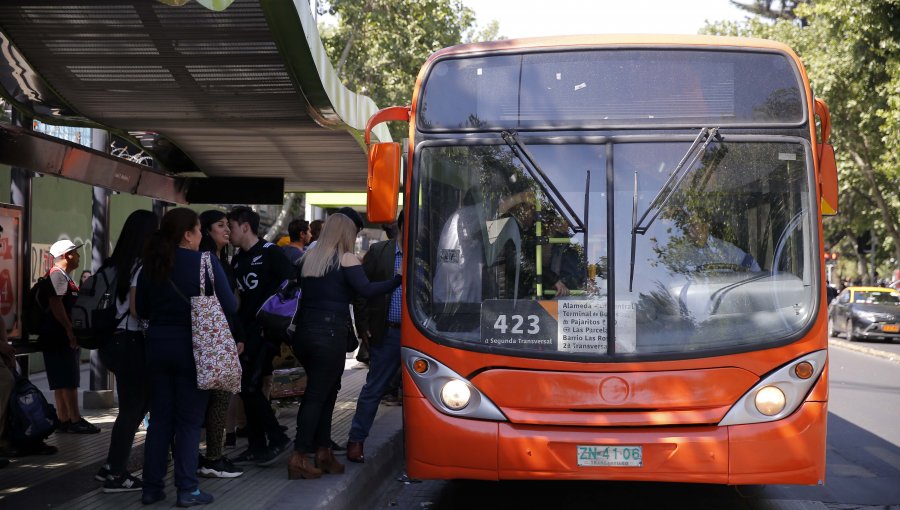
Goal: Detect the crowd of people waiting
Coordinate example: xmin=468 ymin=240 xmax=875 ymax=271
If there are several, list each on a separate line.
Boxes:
xmin=0 ymin=205 xmax=404 ymax=507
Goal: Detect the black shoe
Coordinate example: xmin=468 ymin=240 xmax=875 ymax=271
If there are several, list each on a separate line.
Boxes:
xmin=142 ymin=490 xmax=165 ymax=505
xmin=57 ymin=420 xmax=71 ymax=433
xmin=256 ymin=438 xmax=292 ymax=467
xmin=68 ymin=418 xmax=101 ymax=434
xmin=103 ymin=473 xmax=143 ymax=493
xmin=95 ymin=464 xmax=112 ymax=481
xmin=176 ymin=489 xmax=214 ymax=507
xmin=198 ymin=457 xmax=243 ymax=478
xmin=228 ymin=448 xmax=266 ymax=466
xmin=13 ymin=441 xmax=57 ymax=456
xmin=224 ymin=432 xmax=236 ymax=448
xmin=330 ymin=440 xmax=346 ymax=452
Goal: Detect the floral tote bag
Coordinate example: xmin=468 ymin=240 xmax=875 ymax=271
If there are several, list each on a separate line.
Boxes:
xmin=191 ymin=252 xmax=242 ymax=393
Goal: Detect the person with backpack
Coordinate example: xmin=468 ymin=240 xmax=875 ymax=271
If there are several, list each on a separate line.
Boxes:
xmin=40 ymin=239 xmax=100 ymax=435
xmin=93 ymin=210 xmax=158 ymax=492
xmin=226 ymin=206 xmax=295 ymax=468
xmin=196 ymin=209 xmax=244 ymax=479
xmin=136 ymin=208 xmax=237 ymax=506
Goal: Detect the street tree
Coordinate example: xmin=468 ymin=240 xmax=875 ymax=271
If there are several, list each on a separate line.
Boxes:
xmin=317 ymin=0 xmax=486 ymax=140
xmin=704 ymin=0 xmax=900 ymax=278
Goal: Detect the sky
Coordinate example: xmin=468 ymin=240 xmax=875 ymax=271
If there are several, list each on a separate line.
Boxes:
xmin=461 ymin=0 xmax=754 ymax=38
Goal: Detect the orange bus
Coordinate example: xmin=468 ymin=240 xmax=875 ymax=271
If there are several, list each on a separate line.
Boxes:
xmin=365 ymin=35 xmax=839 ymax=485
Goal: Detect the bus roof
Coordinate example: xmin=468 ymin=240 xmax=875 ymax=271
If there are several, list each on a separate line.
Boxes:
xmin=428 ymin=34 xmax=800 ymax=63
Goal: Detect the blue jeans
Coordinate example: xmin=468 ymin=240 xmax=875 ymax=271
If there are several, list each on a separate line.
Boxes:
xmin=142 ymin=325 xmax=210 ymax=495
xmin=349 ymin=327 xmax=401 ymax=443
xmin=293 ymin=310 xmax=347 ymax=453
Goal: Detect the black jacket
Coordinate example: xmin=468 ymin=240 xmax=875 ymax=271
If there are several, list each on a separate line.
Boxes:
xmin=353 ymin=238 xmax=398 ymax=347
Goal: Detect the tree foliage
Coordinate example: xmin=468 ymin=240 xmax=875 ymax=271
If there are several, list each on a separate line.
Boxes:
xmin=704 ymin=0 xmax=900 ymax=281
xmin=729 ymin=0 xmax=808 ymax=22
xmin=317 ymin=0 xmax=484 ymax=140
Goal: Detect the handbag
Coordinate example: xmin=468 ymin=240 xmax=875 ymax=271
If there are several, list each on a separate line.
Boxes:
xmin=189 ymin=252 xmax=242 ymax=393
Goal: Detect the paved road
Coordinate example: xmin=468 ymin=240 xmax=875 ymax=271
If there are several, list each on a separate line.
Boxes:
xmin=376 ymin=343 xmax=900 ymax=509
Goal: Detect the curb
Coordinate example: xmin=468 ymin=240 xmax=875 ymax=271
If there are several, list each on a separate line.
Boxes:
xmin=265 ymin=406 xmax=404 ymax=510
xmin=829 ymin=338 xmax=900 ymax=364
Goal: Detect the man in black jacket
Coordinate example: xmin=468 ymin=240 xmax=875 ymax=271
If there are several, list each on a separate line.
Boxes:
xmin=227 ymin=207 xmax=295 ymax=467
xmin=346 ymin=210 xmax=404 ymax=463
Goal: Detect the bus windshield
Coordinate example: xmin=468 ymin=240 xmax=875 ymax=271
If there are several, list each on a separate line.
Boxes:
xmin=419 ymin=49 xmax=805 ymax=130
xmin=412 ymin=139 xmax=816 ymax=359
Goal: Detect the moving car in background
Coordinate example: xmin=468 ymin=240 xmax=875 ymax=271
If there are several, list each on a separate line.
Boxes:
xmin=828 ymin=286 xmax=900 ymax=341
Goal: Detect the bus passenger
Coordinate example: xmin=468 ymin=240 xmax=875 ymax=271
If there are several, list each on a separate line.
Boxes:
xmin=347 ymin=210 xmax=405 ymax=463
xmin=289 ymin=210 xmax=400 ymax=479
xmin=137 ymin=208 xmax=237 ymax=506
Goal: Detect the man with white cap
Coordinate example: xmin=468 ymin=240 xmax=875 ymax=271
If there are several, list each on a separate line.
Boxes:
xmin=40 ymin=239 xmax=100 ymax=434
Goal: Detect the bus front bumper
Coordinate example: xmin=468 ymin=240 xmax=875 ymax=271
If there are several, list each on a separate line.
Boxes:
xmin=405 ymin=396 xmax=826 ymax=485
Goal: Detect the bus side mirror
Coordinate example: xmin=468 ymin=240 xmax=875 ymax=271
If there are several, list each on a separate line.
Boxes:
xmin=364 ymin=106 xmax=410 ymax=223
xmin=367 ymin=142 xmax=400 ymax=223
xmin=815 ymin=98 xmax=838 ymax=216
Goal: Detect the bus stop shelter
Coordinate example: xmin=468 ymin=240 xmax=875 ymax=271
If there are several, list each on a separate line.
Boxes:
xmin=0 ymin=0 xmax=390 ymax=199
xmin=0 ymin=0 xmax=389 ymax=392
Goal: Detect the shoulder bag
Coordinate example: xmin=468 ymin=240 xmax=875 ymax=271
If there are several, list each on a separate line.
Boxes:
xmin=190 ymin=252 xmax=242 ymax=393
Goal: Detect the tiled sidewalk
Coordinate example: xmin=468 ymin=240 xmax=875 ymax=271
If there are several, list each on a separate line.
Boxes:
xmin=1 ymin=359 xmax=404 ymax=510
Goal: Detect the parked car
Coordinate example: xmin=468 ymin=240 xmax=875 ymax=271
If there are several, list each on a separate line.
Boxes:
xmin=828 ymin=286 xmax=900 ymax=341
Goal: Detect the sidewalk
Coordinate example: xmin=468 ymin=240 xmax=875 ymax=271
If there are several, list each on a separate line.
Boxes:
xmin=829 ymin=337 xmax=900 ymax=364
xmin=0 ymin=358 xmax=405 ymax=510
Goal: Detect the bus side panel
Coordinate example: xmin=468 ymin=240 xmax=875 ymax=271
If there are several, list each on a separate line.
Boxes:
xmin=806 ymin=356 xmax=829 ymax=402
xmin=404 ymin=396 xmax=500 ymax=480
xmin=497 ymin=424 xmax=728 ymax=482
xmin=728 ymin=401 xmax=827 ymax=485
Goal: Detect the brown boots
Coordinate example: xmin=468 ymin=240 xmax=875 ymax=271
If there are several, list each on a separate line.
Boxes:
xmin=315 ymin=447 xmax=345 ymax=474
xmin=287 ymin=451 xmax=322 ymax=480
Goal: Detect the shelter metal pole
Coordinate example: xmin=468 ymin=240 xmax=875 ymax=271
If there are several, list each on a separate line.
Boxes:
xmin=10 ymin=108 xmax=33 ymax=376
xmin=85 ymin=129 xmax=114 ymax=407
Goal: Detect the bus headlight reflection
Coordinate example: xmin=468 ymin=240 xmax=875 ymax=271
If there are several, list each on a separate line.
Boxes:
xmin=754 ymin=386 xmax=786 ymax=416
xmin=441 ymin=379 xmax=471 ymax=410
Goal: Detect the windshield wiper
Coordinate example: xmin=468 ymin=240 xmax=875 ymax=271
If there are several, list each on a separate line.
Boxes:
xmin=628 ymin=127 xmax=719 ymax=291
xmin=501 ymin=131 xmax=586 ymax=234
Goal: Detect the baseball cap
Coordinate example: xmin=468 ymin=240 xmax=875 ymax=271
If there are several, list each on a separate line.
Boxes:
xmin=49 ymin=240 xmax=82 ymax=258
xmin=337 ymin=207 xmax=365 ymax=232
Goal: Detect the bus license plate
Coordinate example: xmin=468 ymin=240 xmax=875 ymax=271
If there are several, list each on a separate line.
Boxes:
xmin=883 ymin=324 xmax=899 ymax=333
xmin=576 ymin=445 xmax=643 ymax=467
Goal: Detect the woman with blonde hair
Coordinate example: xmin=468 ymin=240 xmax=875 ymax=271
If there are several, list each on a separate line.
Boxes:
xmin=288 ymin=209 xmax=400 ymax=480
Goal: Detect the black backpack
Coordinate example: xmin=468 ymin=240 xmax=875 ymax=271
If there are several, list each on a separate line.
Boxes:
xmin=7 ymin=374 xmax=59 ymax=443
xmin=23 ymin=273 xmax=52 ymax=337
xmin=71 ymin=264 xmax=119 ymax=349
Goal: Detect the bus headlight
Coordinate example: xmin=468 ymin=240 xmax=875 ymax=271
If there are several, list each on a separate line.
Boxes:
xmin=441 ymin=379 xmax=471 ymax=410
xmin=719 ymin=350 xmax=826 ymax=426
xmin=402 ymin=347 xmax=507 ymax=421
xmin=754 ymin=386 xmax=786 ymax=416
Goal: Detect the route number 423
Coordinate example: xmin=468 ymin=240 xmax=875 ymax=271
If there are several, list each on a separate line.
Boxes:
xmin=493 ymin=314 xmax=540 ymax=334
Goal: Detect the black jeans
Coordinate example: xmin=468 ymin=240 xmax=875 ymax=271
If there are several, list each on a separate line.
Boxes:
xmin=293 ymin=309 xmax=347 ymax=453
xmin=99 ymin=330 xmax=150 ymax=475
xmin=239 ymin=326 xmax=287 ymax=453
